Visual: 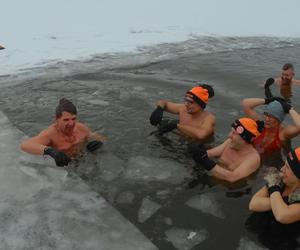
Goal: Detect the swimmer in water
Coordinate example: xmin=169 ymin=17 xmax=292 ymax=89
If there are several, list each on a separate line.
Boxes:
xmin=20 ymin=98 xmax=105 ymax=167
xmin=189 ymin=117 xmax=262 ymax=183
xmin=249 ymin=147 xmax=300 ymax=224
xmin=264 ymin=63 xmax=300 ymax=100
xmin=149 ymin=84 xmax=215 ymax=141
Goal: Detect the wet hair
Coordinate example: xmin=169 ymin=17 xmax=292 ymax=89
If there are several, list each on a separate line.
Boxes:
xmin=55 ymin=98 xmax=77 ymax=118
xmin=282 ymin=63 xmax=294 ymax=71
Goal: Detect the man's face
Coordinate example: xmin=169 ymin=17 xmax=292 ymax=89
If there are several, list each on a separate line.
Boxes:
xmin=281 ymin=68 xmax=294 ymax=85
xmin=228 ymin=128 xmax=245 ymax=148
xmin=184 ymin=93 xmax=202 ymax=114
xmin=56 ymin=111 xmax=77 ymax=135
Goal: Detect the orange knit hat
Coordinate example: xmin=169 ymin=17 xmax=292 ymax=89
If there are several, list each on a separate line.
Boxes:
xmin=232 ymin=117 xmax=262 ymax=143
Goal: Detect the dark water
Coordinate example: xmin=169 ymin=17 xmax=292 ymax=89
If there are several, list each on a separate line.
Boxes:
xmin=1 ymin=37 xmax=300 ymax=250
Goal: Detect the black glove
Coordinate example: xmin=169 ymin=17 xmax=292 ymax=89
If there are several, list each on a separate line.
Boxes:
xmin=149 ymin=106 xmax=164 ymax=126
xmin=188 ymin=143 xmax=216 ymax=171
xmin=158 ymin=119 xmax=178 ymax=135
xmin=273 ymin=97 xmax=292 ymax=113
xmin=86 ymin=140 xmax=103 ymax=152
xmin=264 ymin=97 xmax=275 ymax=105
xmin=44 ymin=147 xmax=71 ymax=167
xmin=263 ymin=167 xmax=283 ymax=195
xmin=264 ymin=78 xmax=274 ymax=99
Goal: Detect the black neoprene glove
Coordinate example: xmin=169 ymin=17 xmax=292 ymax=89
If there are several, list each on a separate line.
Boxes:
xmin=86 ymin=140 xmax=103 ymax=152
xmin=188 ymin=143 xmax=216 ymax=171
xmin=264 ymin=78 xmax=274 ymax=99
xmin=44 ymin=147 xmax=71 ymax=167
xmin=158 ymin=119 xmax=178 ymax=135
xmin=273 ymin=97 xmax=292 ymax=113
xmin=149 ymin=106 xmax=164 ymax=126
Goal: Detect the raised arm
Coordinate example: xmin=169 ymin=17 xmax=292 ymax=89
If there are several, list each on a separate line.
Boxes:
xmin=157 ymin=100 xmax=183 ymax=114
xmin=282 ymin=108 xmax=300 ymax=140
xmin=20 ymin=129 xmax=51 ymax=155
xmin=241 ymin=98 xmax=264 ymax=121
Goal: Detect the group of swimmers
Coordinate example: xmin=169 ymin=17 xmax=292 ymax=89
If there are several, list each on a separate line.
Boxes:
xmin=20 ymin=63 xmax=300 ymax=225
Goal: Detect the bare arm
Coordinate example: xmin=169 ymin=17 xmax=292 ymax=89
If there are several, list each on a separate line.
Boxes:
xmin=241 ymin=98 xmax=264 ymax=121
xmin=249 ymin=186 xmax=272 ymax=212
xmin=157 ymin=100 xmax=183 ymax=114
xmin=177 ymin=115 xmax=215 ymax=140
xmin=270 ymin=192 xmax=300 ymax=224
xmin=20 ymin=130 xmax=51 ymax=155
xmin=210 ymin=153 xmax=260 ymax=183
xmin=281 ymin=108 xmax=300 ymax=140
xmin=207 ymin=139 xmax=229 ymax=158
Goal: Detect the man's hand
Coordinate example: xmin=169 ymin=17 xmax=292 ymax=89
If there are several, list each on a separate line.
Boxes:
xmin=44 ymin=147 xmax=71 ymax=167
xmin=188 ymin=143 xmax=216 ymax=171
xmin=264 ymin=78 xmax=274 ymax=99
xmin=263 ymin=166 xmax=283 ymax=195
xmin=149 ymin=106 xmax=164 ymax=126
xmin=158 ymin=119 xmax=178 ymax=135
xmin=86 ymin=140 xmax=103 ymax=152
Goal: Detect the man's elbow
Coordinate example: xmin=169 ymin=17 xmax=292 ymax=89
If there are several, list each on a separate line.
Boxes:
xmin=224 ymin=173 xmax=241 ymax=183
xmin=274 ymin=213 xmax=295 ymax=224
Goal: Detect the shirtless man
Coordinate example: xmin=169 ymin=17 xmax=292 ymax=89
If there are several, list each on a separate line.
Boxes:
xmin=264 ymin=63 xmax=300 ymax=99
xmin=149 ymin=84 xmax=215 ymax=141
xmin=189 ymin=118 xmax=262 ymax=183
xmin=20 ymin=98 xmax=105 ymax=167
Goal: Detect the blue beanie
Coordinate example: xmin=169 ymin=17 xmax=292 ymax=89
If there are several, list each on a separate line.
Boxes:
xmin=264 ymin=100 xmax=285 ymax=122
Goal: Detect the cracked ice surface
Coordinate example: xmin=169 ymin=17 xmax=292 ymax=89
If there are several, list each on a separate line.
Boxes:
xmin=0 ymin=112 xmax=158 ymax=250
xmin=165 ymin=227 xmax=208 ymax=250
xmin=185 ymin=193 xmax=225 ymax=219
xmin=124 ymin=156 xmax=190 ymax=184
xmin=138 ymin=197 xmax=161 ymax=223
xmin=237 ymin=237 xmax=268 ymax=250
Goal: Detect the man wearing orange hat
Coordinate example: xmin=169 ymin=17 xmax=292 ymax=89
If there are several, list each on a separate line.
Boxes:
xmin=249 ymin=147 xmax=300 ymax=224
xmin=149 ymin=84 xmax=215 ymax=141
xmin=189 ymin=117 xmax=262 ymax=183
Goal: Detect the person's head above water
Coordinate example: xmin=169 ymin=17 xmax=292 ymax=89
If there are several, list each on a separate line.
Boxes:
xmin=231 ymin=117 xmax=263 ymax=144
xmin=185 ymin=84 xmax=214 ymax=110
xmin=55 ymin=98 xmax=77 ymax=118
xmin=55 ymin=98 xmax=77 ymax=135
xmin=264 ymin=100 xmax=286 ymax=125
xmin=281 ymin=63 xmax=295 ymax=85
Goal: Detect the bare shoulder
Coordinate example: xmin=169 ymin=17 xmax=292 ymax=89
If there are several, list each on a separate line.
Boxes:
xmin=292 ymin=79 xmax=300 ymax=85
xmin=39 ymin=124 xmax=57 ymax=137
xmin=76 ymin=122 xmax=91 ymax=132
xmin=203 ymin=111 xmax=216 ymax=123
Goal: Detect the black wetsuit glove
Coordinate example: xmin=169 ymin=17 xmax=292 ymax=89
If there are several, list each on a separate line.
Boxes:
xmin=273 ymin=97 xmax=292 ymax=113
xmin=188 ymin=143 xmax=216 ymax=171
xmin=149 ymin=106 xmax=164 ymax=126
xmin=86 ymin=140 xmax=103 ymax=152
xmin=263 ymin=167 xmax=283 ymax=195
xmin=158 ymin=119 xmax=178 ymax=135
xmin=264 ymin=78 xmax=275 ymax=99
xmin=44 ymin=147 xmax=71 ymax=167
